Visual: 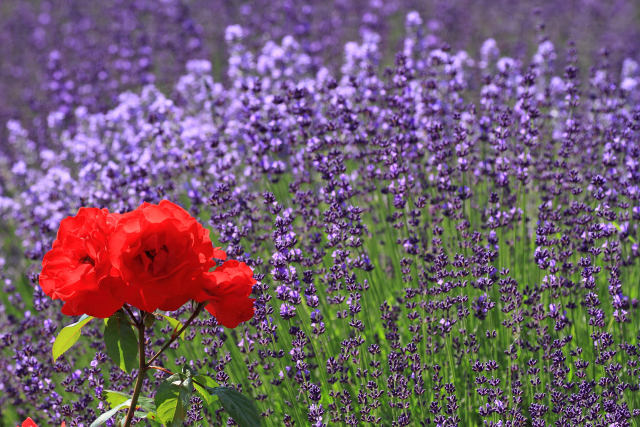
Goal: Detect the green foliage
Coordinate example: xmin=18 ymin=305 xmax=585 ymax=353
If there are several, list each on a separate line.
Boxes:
xmin=193 ymin=374 xmax=218 ymax=406
xmin=155 ymin=369 xmax=193 ymax=426
xmin=193 ymin=374 xmax=262 ymax=427
xmin=210 ymin=386 xmax=262 ymax=427
xmin=51 ymin=314 xmax=94 ymax=362
xmin=91 ymin=392 xmax=157 ymax=426
xmin=104 ymin=390 xmax=132 ymax=408
xmin=89 ymin=398 xmax=132 ymax=427
xmin=104 ymin=311 xmax=138 ymax=373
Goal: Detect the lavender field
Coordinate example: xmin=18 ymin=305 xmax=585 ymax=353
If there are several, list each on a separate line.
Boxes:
xmin=2 ymin=1 xmax=640 ymax=425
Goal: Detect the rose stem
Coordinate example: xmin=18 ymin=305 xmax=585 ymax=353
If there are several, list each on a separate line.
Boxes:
xmin=122 ymin=302 xmax=207 ymax=426
xmin=123 ymin=311 xmax=147 ymax=427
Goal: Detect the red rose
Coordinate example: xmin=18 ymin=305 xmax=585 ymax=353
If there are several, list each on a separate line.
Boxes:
xmin=196 ymin=258 xmax=256 ymax=328
xmin=19 ymin=417 xmax=37 ymax=427
xmin=108 ymin=200 xmax=215 ymax=312
xmin=18 ymin=417 xmax=66 ymax=427
xmin=41 ymin=200 xmax=255 ymax=328
xmin=39 ymin=208 xmax=125 ymax=318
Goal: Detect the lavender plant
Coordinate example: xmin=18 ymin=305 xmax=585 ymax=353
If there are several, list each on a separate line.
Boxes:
xmin=2 ymin=7 xmax=640 ymax=426
xmin=2 ymin=0 xmax=639 ymax=145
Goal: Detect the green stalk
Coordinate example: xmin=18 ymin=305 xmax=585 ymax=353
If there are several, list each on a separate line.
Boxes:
xmin=122 ymin=316 xmax=147 ymax=427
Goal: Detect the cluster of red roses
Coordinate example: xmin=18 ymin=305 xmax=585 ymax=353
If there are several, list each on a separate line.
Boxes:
xmin=39 ymin=200 xmax=256 ymax=328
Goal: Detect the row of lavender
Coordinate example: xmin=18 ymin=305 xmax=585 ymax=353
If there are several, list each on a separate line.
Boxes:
xmin=2 ymin=0 xmax=639 ymax=148
xmin=2 ymin=12 xmax=640 ymax=426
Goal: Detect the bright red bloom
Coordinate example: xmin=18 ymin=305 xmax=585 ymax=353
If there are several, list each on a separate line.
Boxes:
xmin=196 ymin=257 xmax=256 ymax=328
xmin=39 ymin=208 xmax=125 ymax=318
xmin=108 ymin=200 xmax=216 ymax=312
xmin=18 ymin=417 xmax=65 ymax=427
xmin=41 ymin=200 xmax=255 ymax=328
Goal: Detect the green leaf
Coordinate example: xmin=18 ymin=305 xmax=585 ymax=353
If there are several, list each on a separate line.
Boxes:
xmin=135 ymin=411 xmax=160 ymax=423
xmin=192 ymin=376 xmax=261 ymax=426
xmin=104 ymin=311 xmax=139 ymax=373
xmin=90 ymin=398 xmax=131 ymax=427
xmin=52 ymin=314 xmax=94 ymax=362
xmin=193 ymin=375 xmax=218 ymax=406
xmin=193 ymin=374 xmax=218 ymax=388
xmin=155 ymin=372 xmax=193 ymax=426
xmin=136 ymin=395 xmax=157 ymax=413
xmin=181 ymin=365 xmax=196 ymax=378
xmin=157 ymin=313 xmax=187 ymax=340
xmin=155 ymin=383 xmax=184 ymax=424
xmin=104 ymin=390 xmax=156 ymax=413
xmin=211 ymin=387 xmax=262 ymax=427
xmin=194 ymin=382 xmax=214 ymax=406
xmin=104 ymin=390 xmax=131 ymax=408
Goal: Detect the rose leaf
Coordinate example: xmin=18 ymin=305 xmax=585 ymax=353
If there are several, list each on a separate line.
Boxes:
xmin=154 ymin=371 xmax=193 ymax=426
xmin=210 ymin=386 xmax=262 ymax=427
xmin=52 ymin=314 xmax=94 ymax=362
xmin=104 ymin=311 xmax=139 ymax=373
